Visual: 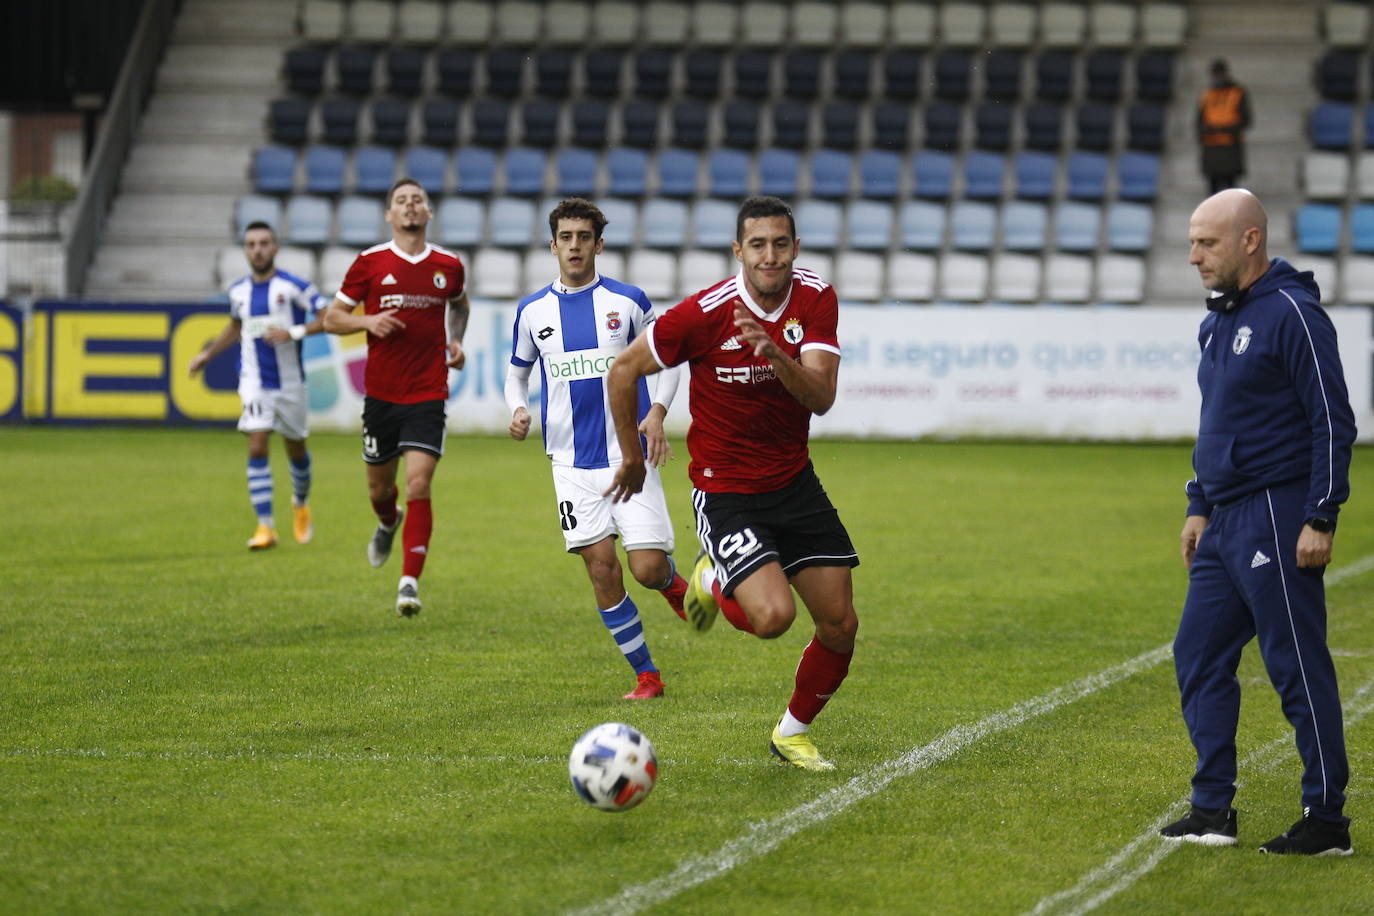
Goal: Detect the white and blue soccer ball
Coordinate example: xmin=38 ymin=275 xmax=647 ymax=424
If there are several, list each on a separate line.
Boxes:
xmin=568 ymin=722 xmax=657 ymax=812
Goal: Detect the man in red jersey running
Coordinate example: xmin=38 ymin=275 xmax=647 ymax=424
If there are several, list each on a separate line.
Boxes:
xmin=323 ymin=177 xmax=469 ymax=617
xmin=605 ymin=195 xmax=859 ymax=770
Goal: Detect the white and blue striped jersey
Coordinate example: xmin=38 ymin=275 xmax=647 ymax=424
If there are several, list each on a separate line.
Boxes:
xmin=226 ymin=270 xmax=326 ymax=389
xmin=510 ymin=275 xmax=656 ymax=469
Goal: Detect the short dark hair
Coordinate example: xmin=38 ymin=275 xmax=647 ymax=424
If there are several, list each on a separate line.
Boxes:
xmin=243 ymin=220 xmax=276 ymax=241
xmin=1210 ymin=58 xmax=1229 ymax=77
xmin=735 ymin=195 xmax=796 ymax=241
xmin=548 ymin=197 xmax=608 ymax=240
xmin=388 ymin=176 xmax=427 ymax=202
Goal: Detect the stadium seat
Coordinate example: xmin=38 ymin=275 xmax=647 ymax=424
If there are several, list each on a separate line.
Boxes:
xmin=370 ymin=98 xmax=411 ymax=146
xmin=1317 ymin=52 xmax=1359 ymax=102
xmin=934 ymin=50 xmax=973 ymax=101
xmin=1365 ymin=104 xmax=1374 ymax=149
xmin=733 ymin=50 xmax=775 ymax=100
xmin=984 ymin=51 xmax=1024 ymax=103
xmin=684 ymin=50 xmax=724 ymax=99
xmin=627 ymin=248 xmax=677 ymax=300
xmin=890 ymin=3 xmax=935 ymax=46
xmin=495 ymin=0 xmax=542 ymax=43
xmin=1140 ymin=2 xmax=1187 ymax=48
xmin=707 ymin=149 xmax=750 ymax=198
xmin=590 ymin=0 xmax=639 ymax=45
xmin=912 ymin=151 xmax=956 ymax=200
xmin=1066 ymin=152 xmax=1109 ymax=200
xmin=940 ymin=252 xmax=989 ymax=301
xmin=1303 ymin=152 xmax=1351 ymax=200
xmin=405 ymin=146 xmax=448 ymax=195
xmin=269 ymin=98 xmax=312 ymax=145
xmin=1040 ymin=2 xmax=1086 ymax=46
xmin=738 ymin=1 xmax=787 ymax=47
xmin=606 ymin=148 xmax=649 ymax=197
xmin=833 ymin=51 xmax=874 ymax=101
xmin=989 ymin=2 xmax=1035 ymax=46
xmin=809 ymin=150 xmax=853 ymax=199
xmin=923 ymin=103 xmax=963 ymax=152
xmin=535 ymin=49 xmax=575 ymax=98
xmin=486 ymin=47 xmax=527 ymax=99
xmin=940 ymin=1 xmax=986 ymax=46
xmin=1311 ymin=103 xmax=1353 ymax=151
xmin=691 ymin=198 xmax=736 ymax=248
xmin=1106 ymin=202 xmax=1153 ymax=252
xmin=643 ymin=0 xmax=691 ymax=44
xmin=950 ymin=201 xmax=997 ymax=251
xmin=1323 ymin=1 xmax=1370 ymax=49
xmin=521 ymin=100 xmax=560 ymax=148
xmin=1343 ymin=256 xmax=1374 ymax=304
xmin=582 ymin=49 xmax=625 ymax=99
xmin=859 ymin=150 xmax=902 ymax=199
xmin=593 ymin=250 xmax=626 ymax=283
xmin=758 ymin=149 xmax=802 ymax=198
xmin=300 ymin=0 xmax=345 ymax=42
xmin=353 ymin=145 xmax=397 ymax=194
xmin=254 ymin=145 xmax=297 ymax=194
xmin=679 ymin=249 xmax=731 ymax=294
xmin=841 ymin=1 xmax=887 ymax=47
xmin=634 ymin=49 xmax=674 ymax=100
xmin=1036 ymin=52 xmax=1075 ymax=102
xmin=1055 ymin=202 xmax=1102 ymax=252
xmin=691 ymin=1 xmax=738 ymax=46
xmin=235 ymin=194 xmax=283 ymax=237
xmin=421 ymin=100 xmax=461 ymax=147
xmin=447 ymin=1 xmax=493 ymax=43
xmin=454 ymin=147 xmax=496 ymax=196
xmin=991 ymin=253 xmax=1041 ymax=302
xmin=1090 ymin=2 xmax=1136 ymax=46
xmin=784 ymin=50 xmax=825 ymax=100
xmin=470 ymin=101 xmax=510 ymax=147
xmin=303 ymin=145 xmax=345 ymax=195
xmin=772 ymin=102 xmax=812 ymax=149
xmin=656 ymin=148 xmax=700 ymax=198
xmin=723 ymin=101 xmax=762 ymax=149
xmin=900 ymin=200 xmax=946 ymax=251
xmin=1126 ymin=104 xmax=1166 ymax=152
xmin=489 ymin=196 xmax=538 ymax=247
xmin=1001 ymin=201 xmax=1048 ymax=251
xmin=335 ymin=48 xmax=378 ymax=96
xmin=872 ymin=103 xmax=912 ymax=149
xmin=963 ymin=151 xmax=1005 ymax=200
xmin=1357 ymin=152 xmax=1374 ymax=199
xmin=1023 ymin=104 xmax=1064 ymax=152
xmin=886 ymin=252 xmax=937 ymax=302
xmin=472 ymin=247 xmax=523 ymax=298
xmin=641 ymin=199 xmax=689 ymax=248
xmin=435 ymin=48 xmax=476 ymax=96
xmin=598 ymin=198 xmax=637 ymax=248
xmin=320 ymin=98 xmax=361 ymax=146
xmin=1306 ymin=256 xmax=1340 ymax=302
xmin=554 ymin=148 xmax=598 ymax=196
xmin=285 ymin=47 xmax=329 ymax=96
xmin=502 ymin=147 xmax=546 ymax=197
xmin=795 ymin=199 xmax=841 ymax=250
xmin=1117 ymin=152 xmax=1160 ymax=201
xmin=349 ymin=0 xmax=395 ymax=41
xmin=837 ymin=251 xmax=885 ymax=301
xmin=793 ymin=0 xmax=838 ymax=46
xmin=386 ymin=48 xmax=425 ymax=97
xmin=571 ymin=101 xmax=611 ymax=149
xmin=1353 ymin=204 xmax=1374 ymax=253
xmin=1135 ymin=52 xmax=1176 ymax=102
xmin=1014 ymin=151 xmax=1057 ymax=200
xmin=883 ymin=50 xmax=924 ymax=100
xmin=285 ymin=195 xmax=333 ymax=246
xmin=215 ymin=245 xmax=248 ymax=287
xmin=975 ymin=103 xmax=1014 ymax=152
xmin=1075 ymin=105 xmax=1115 ymax=151
xmin=435 ymin=197 xmax=485 ymax=248
xmin=1044 ymin=254 xmax=1093 ymax=302
xmin=1096 ymin=254 xmax=1145 ymax=302
xmin=672 ymin=102 xmax=711 ymax=150
xmin=336 ymin=195 xmax=383 ymax=246
xmin=620 ymin=101 xmax=661 ymax=149
xmin=848 ymin=200 xmax=893 ymax=251
xmin=822 ymin=104 xmax=861 ymax=150
xmin=396 ymin=0 xmax=444 ymax=43
xmin=543 ymin=0 xmax=591 ymax=45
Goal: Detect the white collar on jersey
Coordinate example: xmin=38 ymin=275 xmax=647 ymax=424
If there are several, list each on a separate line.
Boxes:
xmin=553 ymin=273 xmax=601 ymax=295
xmin=733 ymin=270 xmax=793 ymax=322
xmin=388 ymin=240 xmax=434 ymax=264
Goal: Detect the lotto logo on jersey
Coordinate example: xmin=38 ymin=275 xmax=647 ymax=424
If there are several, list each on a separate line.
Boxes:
xmin=545 ymin=346 xmax=619 ymax=381
xmin=433 ymin=271 xmax=448 ymax=290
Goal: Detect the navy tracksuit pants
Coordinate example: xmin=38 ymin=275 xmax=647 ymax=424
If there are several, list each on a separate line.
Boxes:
xmin=1174 ymin=480 xmax=1348 ymax=820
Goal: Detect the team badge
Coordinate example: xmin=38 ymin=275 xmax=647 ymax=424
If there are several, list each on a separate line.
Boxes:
xmin=606 ymin=310 xmax=622 ymax=332
xmin=275 ymin=294 xmax=286 ymax=305
xmin=433 ymin=271 xmax=447 ymax=290
xmin=783 ymin=318 xmax=804 ymax=344
xmin=1232 ymin=325 xmax=1252 ymax=355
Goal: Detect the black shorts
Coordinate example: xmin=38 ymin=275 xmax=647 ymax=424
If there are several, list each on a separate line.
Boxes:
xmin=361 ymin=397 xmax=447 ymax=464
xmin=691 ymin=462 xmax=859 ymax=596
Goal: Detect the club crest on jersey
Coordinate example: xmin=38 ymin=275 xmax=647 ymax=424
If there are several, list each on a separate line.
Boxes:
xmin=433 ymin=271 xmax=447 ymax=290
xmin=1232 ymin=325 xmax=1252 ymax=355
xmin=605 ymin=310 xmax=622 ymax=332
xmin=783 ymin=318 xmax=804 ymax=345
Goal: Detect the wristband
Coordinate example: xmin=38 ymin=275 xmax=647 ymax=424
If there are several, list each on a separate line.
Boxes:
xmin=288 ymin=324 xmax=306 ymax=341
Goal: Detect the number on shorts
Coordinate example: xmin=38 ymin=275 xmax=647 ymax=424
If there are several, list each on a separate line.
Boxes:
xmin=717 ymin=528 xmax=760 ymax=559
xmin=362 ymin=431 xmax=379 ymax=459
xmin=558 ymin=500 xmax=577 ymax=531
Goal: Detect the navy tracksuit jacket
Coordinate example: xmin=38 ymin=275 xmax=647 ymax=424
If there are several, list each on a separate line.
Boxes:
xmin=1177 ymin=258 xmax=1356 ymax=821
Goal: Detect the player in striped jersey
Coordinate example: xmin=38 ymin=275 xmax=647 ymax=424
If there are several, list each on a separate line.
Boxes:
xmin=189 ymin=220 xmax=327 ymax=549
xmin=505 ymin=198 xmax=688 ymax=700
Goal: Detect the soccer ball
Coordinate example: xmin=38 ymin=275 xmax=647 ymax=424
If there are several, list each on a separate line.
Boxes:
xmin=568 ymin=722 xmax=657 ymax=812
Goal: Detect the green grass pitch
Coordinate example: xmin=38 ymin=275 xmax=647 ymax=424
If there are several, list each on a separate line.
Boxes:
xmin=2 ymin=427 xmax=1372 ymax=913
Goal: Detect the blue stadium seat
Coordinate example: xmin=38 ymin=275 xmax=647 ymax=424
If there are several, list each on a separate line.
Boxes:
xmin=571 ymin=100 xmax=610 ymax=148
xmin=899 ymin=200 xmax=946 ymax=251
xmin=733 ymin=50 xmax=774 ymax=99
xmin=883 ymin=50 xmax=923 ymax=100
xmin=555 ymin=148 xmax=598 ymax=196
xmin=848 ymin=200 xmax=893 ymax=251
xmin=436 ymin=197 xmax=485 ymax=249
xmin=521 ymin=100 xmax=561 ymax=148
xmin=336 ymin=195 xmax=383 ymax=246
xmin=353 ymin=145 xmax=397 ymax=194
xmin=606 ymin=148 xmax=649 ymax=197
xmin=723 ymin=101 xmax=762 ymax=148
xmin=1001 ymin=201 xmax=1048 ymax=251
xmin=1295 ymin=203 xmax=1341 ymax=253
xmin=284 ymin=47 xmax=328 ymax=95
xmin=489 ymin=196 xmax=537 ymax=247
xmin=285 ymin=195 xmax=333 ymax=245
xmin=1036 ymin=51 xmax=1075 ymax=102
xmin=872 ymin=103 xmax=911 ymax=149
xmin=582 ymin=49 xmax=625 ymax=99
xmin=642 ymin=199 xmax=689 ymax=248
xmin=822 ymin=103 xmax=861 ymax=150
xmin=923 ymin=103 xmax=963 ymax=152
xmin=1084 ymin=50 xmax=1124 ymax=102
xmin=303 ymin=145 xmax=345 ymax=195
xmin=672 ymin=101 xmax=711 ymax=149
xmin=634 ymin=48 xmax=674 ymax=99
xmin=934 ymin=50 xmax=973 ymax=101
xmin=1117 ymin=152 xmax=1160 ymax=201
xmin=386 ymin=47 xmax=425 ymax=96
xmin=809 ymin=150 xmax=853 ymax=199
xmin=436 ymin=48 xmax=476 ymax=97
xmin=1066 ymin=152 xmax=1109 ymax=200
xmin=1106 ymin=202 xmax=1153 ymax=252
xmin=620 ymin=101 xmax=660 ymax=148
xmin=758 ymin=149 xmax=802 ymax=197
xmin=974 ymin=102 xmax=1014 ymax=151
xmin=454 ymin=147 xmax=496 ymax=195
xmin=421 ymin=99 xmax=461 ymax=147
xmin=859 ymin=150 xmax=901 ymax=199
xmin=692 ymin=198 xmax=736 ymax=248
xmin=503 ymin=147 xmax=546 ymax=197
xmin=963 ymin=151 xmax=1005 ymax=200
xmin=833 ymin=50 xmax=873 ymax=100
xmin=950 ymin=201 xmax=996 ymax=251
xmin=336 ymin=47 xmax=378 ymax=95
xmin=1351 ymin=203 xmax=1374 ymax=253
xmin=235 ymin=194 xmax=283 ymax=237
xmin=1075 ymin=104 xmax=1115 ymax=151
xmin=1127 ymin=103 xmax=1165 ymax=152
xmin=1365 ymin=104 xmax=1374 ymax=149
xmin=784 ymin=50 xmax=825 ymax=100
xmin=254 ymin=145 xmax=297 ymax=193
xmin=707 ymin=149 xmax=750 ymax=198
xmin=1135 ymin=51 xmax=1175 ymax=102
xmin=795 ymin=199 xmax=841 ymax=250
xmin=371 ymin=98 xmax=411 ymax=146
xmin=1318 ymin=51 xmax=1359 ymax=102
xmin=1055 ymin=201 xmax=1101 ymax=252
xmin=536 ymin=49 xmax=576 ymax=98
xmin=405 ymin=146 xmax=448 ymax=195
xmin=1024 ymin=103 xmax=1064 ymax=152
xmin=1014 ymin=151 xmax=1056 ymax=199
xmin=269 ymin=98 xmax=312 ymax=145
xmin=684 ymin=50 xmax=723 ymax=99
xmin=599 ymin=198 xmax=638 ymax=248
xmin=320 ymin=98 xmax=361 ymax=145
xmin=486 ymin=47 xmax=526 ymax=98
xmin=772 ymin=101 xmax=811 ymax=149
xmin=1311 ymin=103 xmax=1353 ymax=151
xmin=984 ymin=50 xmax=1024 ymax=102
xmin=912 ymin=150 xmax=955 ymax=200
xmin=656 ymin=148 xmax=700 ymax=198
xmin=470 ymin=100 xmax=510 ymax=147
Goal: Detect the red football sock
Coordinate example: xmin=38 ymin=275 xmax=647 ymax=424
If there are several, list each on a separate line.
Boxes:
xmin=712 ymin=580 xmax=756 ymax=634
xmin=787 ymin=636 xmax=853 ymax=724
xmin=371 ymin=488 xmax=399 ymax=527
xmin=401 ymin=498 xmax=432 ymax=579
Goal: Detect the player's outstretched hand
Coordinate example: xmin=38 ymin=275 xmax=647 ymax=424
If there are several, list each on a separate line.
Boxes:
xmin=509 ymin=406 xmax=531 ymax=441
xmin=369 ymin=312 xmax=406 ymax=337
xmin=734 ymin=307 xmax=782 ymax=359
xmin=446 ymin=340 xmax=466 ymax=370
xmin=604 ymin=459 xmax=647 ymax=503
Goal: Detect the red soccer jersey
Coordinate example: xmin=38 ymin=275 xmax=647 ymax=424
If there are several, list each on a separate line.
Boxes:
xmin=648 ymin=267 xmax=841 ymax=493
xmin=337 ymin=241 xmax=465 ymax=404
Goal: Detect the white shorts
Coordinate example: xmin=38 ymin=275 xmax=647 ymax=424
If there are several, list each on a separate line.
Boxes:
xmin=237 ymin=381 xmax=309 ymax=440
xmin=551 ymin=463 xmax=676 ymax=554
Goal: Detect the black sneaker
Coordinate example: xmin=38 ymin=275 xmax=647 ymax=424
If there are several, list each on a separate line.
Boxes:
xmin=1259 ymin=811 xmax=1353 ymax=857
xmin=368 ymin=509 xmax=403 ymax=568
xmin=1160 ymin=806 xmax=1238 ymax=846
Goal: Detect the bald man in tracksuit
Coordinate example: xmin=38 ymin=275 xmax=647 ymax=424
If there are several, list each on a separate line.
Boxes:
xmin=1161 ymin=190 xmax=1357 ymax=856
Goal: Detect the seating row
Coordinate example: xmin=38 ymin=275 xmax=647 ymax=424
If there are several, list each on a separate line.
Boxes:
xmin=234 ymin=193 xmax=1154 ymax=257
xmin=1294 ymin=202 xmax=1374 ymax=256
xmin=298 ymin=0 xmax=1188 ymax=52
xmin=1300 ymin=151 xmax=1374 ymax=200
xmin=1314 ymin=50 xmax=1374 ymax=103
xmin=219 ymin=242 xmax=1151 ymax=305
xmin=268 ymin=95 xmax=1168 ymax=154
xmin=283 ymin=44 xmax=1177 ymax=106
xmin=1321 ymin=2 xmax=1374 ymax=50
xmin=253 ymin=143 xmax=1161 ymax=204
xmin=1309 ymin=103 xmax=1374 ymax=150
